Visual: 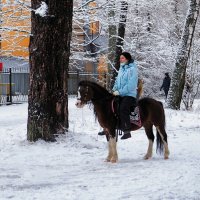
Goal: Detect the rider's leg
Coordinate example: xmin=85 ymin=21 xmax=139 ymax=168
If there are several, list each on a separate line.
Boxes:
xmin=120 ymin=96 xmax=136 ymax=140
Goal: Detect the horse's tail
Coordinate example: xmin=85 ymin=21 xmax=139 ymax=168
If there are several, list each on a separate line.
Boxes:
xmin=156 ymin=129 xmax=164 ymax=154
xmin=156 ymin=101 xmax=166 ymax=154
xmin=158 ymin=101 xmax=166 ymax=127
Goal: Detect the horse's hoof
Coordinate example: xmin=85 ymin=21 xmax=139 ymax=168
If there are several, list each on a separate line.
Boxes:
xmin=111 ymin=159 xmax=117 ymax=163
xmin=164 ymin=151 xmax=170 ymax=159
xmin=144 ymin=155 xmax=152 ymax=160
xmin=105 ymin=158 xmax=111 ymax=162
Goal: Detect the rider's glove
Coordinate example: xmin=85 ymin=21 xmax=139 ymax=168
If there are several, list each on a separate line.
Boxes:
xmin=113 ymin=91 xmax=119 ymax=96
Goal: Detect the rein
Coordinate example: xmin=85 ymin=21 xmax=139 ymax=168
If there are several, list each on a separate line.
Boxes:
xmin=92 ymin=95 xmax=122 ymax=140
xmin=83 ymin=86 xmax=89 ymax=102
xmin=79 ymin=83 xmax=122 ymax=140
xmin=91 ymin=95 xmax=113 ymax=102
xmin=112 ymin=97 xmax=123 ymax=139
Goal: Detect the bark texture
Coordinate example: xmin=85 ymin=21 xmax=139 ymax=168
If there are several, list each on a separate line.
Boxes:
xmin=167 ymin=0 xmax=200 ymax=109
xmin=27 ymin=0 xmax=73 ymax=141
xmin=114 ymin=1 xmax=128 ymax=72
xmin=107 ymin=0 xmax=117 ymax=91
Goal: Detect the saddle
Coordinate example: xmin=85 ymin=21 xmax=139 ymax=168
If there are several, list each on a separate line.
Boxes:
xmin=130 ymin=106 xmax=141 ymax=127
xmin=112 ymin=96 xmax=141 ymax=127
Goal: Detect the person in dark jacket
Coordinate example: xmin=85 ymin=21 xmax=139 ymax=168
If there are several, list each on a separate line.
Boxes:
xmin=160 ymin=72 xmax=171 ymax=98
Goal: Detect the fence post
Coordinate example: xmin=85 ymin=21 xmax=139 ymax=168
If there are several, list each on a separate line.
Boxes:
xmin=77 ymin=70 xmax=79 ymax=90
xmin=7 ymin=68 xmax=12 ymax=104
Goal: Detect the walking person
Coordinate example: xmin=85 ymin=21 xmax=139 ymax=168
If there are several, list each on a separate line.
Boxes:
xmin=160 ymin=72 xmax=171 ymax=99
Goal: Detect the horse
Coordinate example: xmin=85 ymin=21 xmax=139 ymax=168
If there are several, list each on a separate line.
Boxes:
xmin=75 ymin=80 xmax=169 ymax=163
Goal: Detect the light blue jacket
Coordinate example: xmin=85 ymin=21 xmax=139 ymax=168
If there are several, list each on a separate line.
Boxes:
xmin=112 ymin=61 xmax=138 ymax=98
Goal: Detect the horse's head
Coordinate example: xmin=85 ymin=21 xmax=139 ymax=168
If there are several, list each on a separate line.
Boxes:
xmin=75 ymin=83 xmax=93 ymax=108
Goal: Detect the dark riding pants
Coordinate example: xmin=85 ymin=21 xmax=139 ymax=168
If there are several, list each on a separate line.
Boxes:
xmin=120 ymin=96 xmax=136 ymax=131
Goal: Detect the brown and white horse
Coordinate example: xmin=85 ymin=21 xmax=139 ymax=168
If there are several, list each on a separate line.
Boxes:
xmin=75 ymin=80 xmax=169 ymax=163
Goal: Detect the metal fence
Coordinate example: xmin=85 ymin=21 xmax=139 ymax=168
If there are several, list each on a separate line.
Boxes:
xmin=0 ymin=68 xmax=29 ymax=105
xmin=68 ymin=71 xmax=109 ymax=94
xmin=0 ymin=68 xmax=109 ymax=105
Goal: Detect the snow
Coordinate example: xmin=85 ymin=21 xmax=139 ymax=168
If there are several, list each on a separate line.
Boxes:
xmin=0 ymin=98 xmax=200 ymax=200
xmin=35 ymin=2 xmax=48 ymax=17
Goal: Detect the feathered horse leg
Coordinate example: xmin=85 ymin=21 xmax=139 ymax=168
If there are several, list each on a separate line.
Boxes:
xmin=106 ymin=135 xmax=118 ymax=163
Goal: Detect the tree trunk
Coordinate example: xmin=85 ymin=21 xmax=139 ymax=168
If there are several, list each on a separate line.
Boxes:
xmin=173 ymin=0 xmax=181 ymax=39
xmin=114 ymin=1 xmax=128 ymax=72
xmin=27 ymin=0 xmax=73 ymax=141
xmin=107 ymin=0 xmax=117 ymax=91
xmin=167 ymin=0 xmax=200 ymax=109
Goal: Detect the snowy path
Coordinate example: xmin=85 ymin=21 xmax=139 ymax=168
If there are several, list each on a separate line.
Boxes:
xmin=0 ymin=99 xmax=200 ymax=200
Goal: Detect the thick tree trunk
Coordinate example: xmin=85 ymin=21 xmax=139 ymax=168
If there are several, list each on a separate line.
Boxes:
xmin=167 ymin=0 xmax=200 ymax=109
xmin=27 ymin=0 xmax=73 ymax=141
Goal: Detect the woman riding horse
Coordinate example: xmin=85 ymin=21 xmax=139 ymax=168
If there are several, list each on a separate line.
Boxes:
xmin=98 ymin=52 xmax=138 ymax=139
xmin=76 ymin=81 xmax=170 ymax=163
xmin=112 ymin=52 xmax=138 ymax=140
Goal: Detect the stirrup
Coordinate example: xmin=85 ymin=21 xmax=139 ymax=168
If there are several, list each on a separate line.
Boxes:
xmin=121 ymin=132 xmax=131 ymax=140
xmin=98 ymin=130 xmax=106 ymax=136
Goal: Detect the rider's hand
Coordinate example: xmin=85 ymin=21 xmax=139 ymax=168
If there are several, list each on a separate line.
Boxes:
xmin=113 ymin=91 xmax=119 ymax=96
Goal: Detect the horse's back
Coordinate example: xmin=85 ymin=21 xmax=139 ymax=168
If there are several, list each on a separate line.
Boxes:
xmin=137 ymin=97 xmax=165 ymax=126
xmin=138 ymin=97 xmax=163 ymax=108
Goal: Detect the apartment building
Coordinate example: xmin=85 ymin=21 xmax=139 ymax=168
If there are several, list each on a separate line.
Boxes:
xmin=0 ymin=0 xmax=107 ymax=73
xmin=0 ymin=0 xmax=30 ymax=58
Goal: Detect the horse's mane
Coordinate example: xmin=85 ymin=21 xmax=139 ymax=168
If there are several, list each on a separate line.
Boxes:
xmin=79 ymin=80 xmax=112 ymax=97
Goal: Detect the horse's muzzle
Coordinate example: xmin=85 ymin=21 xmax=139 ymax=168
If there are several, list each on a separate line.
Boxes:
xmin=75 ymin=100 xmax=85 ymax=108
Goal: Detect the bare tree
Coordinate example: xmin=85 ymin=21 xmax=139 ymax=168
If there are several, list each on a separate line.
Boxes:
xmin=183 ymin=42 xmax=200 ymax=110
xmin=114 ymin=1 xmax=128 ymax=71
xmin=167 ymin=0 xmax=200 ymax=109
xmin=2 ymin=0 xmax=200 ymax=102
xmin=106 ymin=0 xmax=128 ymax=89
xmin=107 ymin=0 xmax=117 ymax=90
xmin=27 ymin=0 xmax=73 ymax=141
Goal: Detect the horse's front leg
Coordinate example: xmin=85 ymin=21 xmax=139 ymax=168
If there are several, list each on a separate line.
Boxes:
xmin=106 ymin=135 xmax=118 ymax=163
xmin=106 ymin=135 xmax=112 ymax=162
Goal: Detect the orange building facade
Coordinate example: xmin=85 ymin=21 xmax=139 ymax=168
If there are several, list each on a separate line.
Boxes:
xmin=0 ymin=0 xmax=107 ymax=73
xmin=1 ymin=0 xmax=30 ymax=59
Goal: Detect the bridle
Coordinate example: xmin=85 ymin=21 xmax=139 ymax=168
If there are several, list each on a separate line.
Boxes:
xmin=78 ymin=84 xmax=113 ymax=103
xmin=77 ymin=85 xmax=89 ymax=103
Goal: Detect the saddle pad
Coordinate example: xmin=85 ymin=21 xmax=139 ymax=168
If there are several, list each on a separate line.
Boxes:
xmin=130 ymin=106 xmax=142 ymax=127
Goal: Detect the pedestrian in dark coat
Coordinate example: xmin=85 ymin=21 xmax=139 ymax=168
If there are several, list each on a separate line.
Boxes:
xmin=160 ymin=73 xmax=171 ymax=98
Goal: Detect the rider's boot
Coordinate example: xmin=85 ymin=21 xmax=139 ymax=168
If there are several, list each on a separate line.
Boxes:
xmin=98 ymin=130 xmax=106 ymax=136
xmin=121 ymin=130 xmax=131 ymax=140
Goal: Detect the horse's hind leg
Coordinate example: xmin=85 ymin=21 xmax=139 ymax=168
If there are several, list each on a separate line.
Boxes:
xmin=144 ymin=123 xmax=154 ymax=160
xmin=156 ymin=126 xmax=170 ymax=159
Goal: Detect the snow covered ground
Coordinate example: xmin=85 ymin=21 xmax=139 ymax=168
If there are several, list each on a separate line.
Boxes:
xmin=0 ymin=98 xmax=200 ymax=200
